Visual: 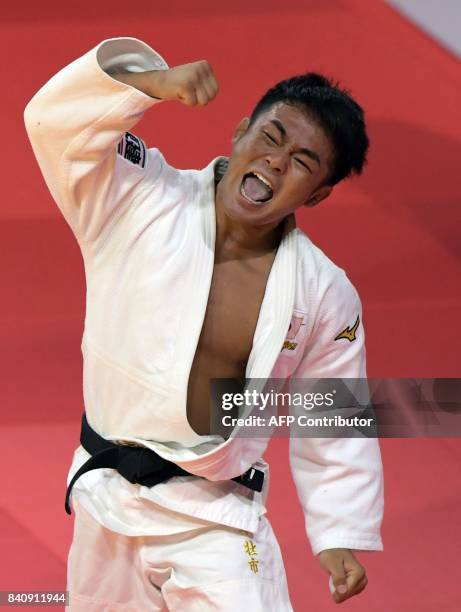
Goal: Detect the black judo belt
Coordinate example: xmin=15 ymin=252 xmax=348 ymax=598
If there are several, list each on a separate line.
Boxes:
xmin=65 ymin=413 xmax=265 ymax=515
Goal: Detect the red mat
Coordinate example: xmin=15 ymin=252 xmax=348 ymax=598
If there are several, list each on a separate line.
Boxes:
xmin=2 ymin=1 xmax=460 ymax=610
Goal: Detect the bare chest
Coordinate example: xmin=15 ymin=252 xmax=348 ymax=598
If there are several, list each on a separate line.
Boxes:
xmin=186 ymin=255 xmax=274 ymax=433
xmin=202 ymin=260 xmax=270 ymax=363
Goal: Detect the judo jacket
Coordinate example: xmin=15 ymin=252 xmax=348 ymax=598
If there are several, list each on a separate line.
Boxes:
xmin=24 ymin=37 xmax=384 ymax=556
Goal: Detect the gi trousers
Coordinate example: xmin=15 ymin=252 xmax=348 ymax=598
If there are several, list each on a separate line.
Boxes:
xmin=66 ymin=498 xmax=293 ymax=611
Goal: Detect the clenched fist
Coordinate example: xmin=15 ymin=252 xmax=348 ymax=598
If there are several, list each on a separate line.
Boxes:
xmin=147 ymin=60 xmax=219 ymax=106
xmin=110 ymin=60 xmax=219 ymax=106
xmin=318 ymin=548 xmax=369 ymax=604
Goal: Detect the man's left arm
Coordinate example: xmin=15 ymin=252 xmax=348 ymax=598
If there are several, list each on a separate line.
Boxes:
xmin=288 ymin=270 xmax=384 ymax=604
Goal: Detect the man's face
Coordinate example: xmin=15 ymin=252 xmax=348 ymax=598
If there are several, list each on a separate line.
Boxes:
xmin=217 ymin=102 xmax=335 ymax=227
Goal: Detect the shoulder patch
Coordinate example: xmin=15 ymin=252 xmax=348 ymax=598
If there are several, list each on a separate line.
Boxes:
xmin=117 ymin=132 xmax=146 ymax=168
xmin=334 ymin=314 xmax=360 ymax=342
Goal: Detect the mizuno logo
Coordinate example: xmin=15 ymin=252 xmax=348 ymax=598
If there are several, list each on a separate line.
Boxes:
xmin=334 ymin=314 xmax=360 ymax=342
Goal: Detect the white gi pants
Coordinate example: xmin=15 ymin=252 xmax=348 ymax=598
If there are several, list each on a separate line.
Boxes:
xmin=66 ymin=499 xmax=293 ymax=611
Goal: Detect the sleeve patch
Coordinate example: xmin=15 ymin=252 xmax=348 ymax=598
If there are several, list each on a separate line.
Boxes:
xmin=117 ymin=132 xmax=146 ymax=168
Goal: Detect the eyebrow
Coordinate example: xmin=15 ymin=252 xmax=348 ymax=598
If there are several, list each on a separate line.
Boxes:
xmin=269 ymin=119 xmax=321 ymax=166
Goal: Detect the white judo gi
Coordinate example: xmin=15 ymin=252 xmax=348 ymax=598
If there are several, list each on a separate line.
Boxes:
xmin=24 ymin=37 xmax=384 ymax=611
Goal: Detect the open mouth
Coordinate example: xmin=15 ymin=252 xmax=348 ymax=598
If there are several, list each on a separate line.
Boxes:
xmin=240 ymin=172 xmax=274 ymax=205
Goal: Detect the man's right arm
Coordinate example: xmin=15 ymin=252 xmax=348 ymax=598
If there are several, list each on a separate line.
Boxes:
xmin=23 ymin=37 xmax=218 ymax=249
xmin=109 ymin=61 xmax=218 ymax=106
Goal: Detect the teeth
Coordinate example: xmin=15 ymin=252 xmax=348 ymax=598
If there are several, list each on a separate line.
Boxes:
xmin=253 ymin=172 xmax=273 ymax=190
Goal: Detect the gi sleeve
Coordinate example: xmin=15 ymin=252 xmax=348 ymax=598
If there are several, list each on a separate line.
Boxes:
xmin=23 ymin=37 xmax=169 ymax=247
xmin=288 ymin=270 xmax=384 ymax=556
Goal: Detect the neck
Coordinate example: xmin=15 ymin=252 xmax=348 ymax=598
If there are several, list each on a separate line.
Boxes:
xmin=215 ymin=184 xmax=285 ymax=259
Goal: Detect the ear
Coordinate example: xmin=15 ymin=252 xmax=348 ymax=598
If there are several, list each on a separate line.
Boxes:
xmin=304 ymin=185 xmax=333 ymax=207
xmin=232 ymin=117 xmax=250 ymax=145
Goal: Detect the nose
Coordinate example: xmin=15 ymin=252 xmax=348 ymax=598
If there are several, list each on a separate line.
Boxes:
xmin=265 ymin=152 xmax=288 ymax=174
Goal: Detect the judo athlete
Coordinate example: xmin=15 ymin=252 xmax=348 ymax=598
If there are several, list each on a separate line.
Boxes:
xmin=24 ymin=37 xmax=384 ymax=611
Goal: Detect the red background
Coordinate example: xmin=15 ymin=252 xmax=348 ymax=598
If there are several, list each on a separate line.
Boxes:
xmin=1 ymin=1 xmax=460 ymax=610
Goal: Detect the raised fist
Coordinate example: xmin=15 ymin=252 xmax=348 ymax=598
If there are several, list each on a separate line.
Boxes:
xmin=148 ymin=60 xmax=219 ymax=106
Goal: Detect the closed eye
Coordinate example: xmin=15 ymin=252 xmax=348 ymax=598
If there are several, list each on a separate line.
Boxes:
xmin=295 ymin=157 xmax=312 ymax=173
xmin=263 ymin=131 xmax=278 ymax=145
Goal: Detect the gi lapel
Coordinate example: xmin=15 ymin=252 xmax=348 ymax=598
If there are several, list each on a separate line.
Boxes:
xmin=245 ymin=212 xmax=298 ymax=382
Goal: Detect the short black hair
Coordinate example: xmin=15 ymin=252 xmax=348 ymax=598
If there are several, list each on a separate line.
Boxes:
xmin=249 ymin=73 xmax=369 ymax=186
